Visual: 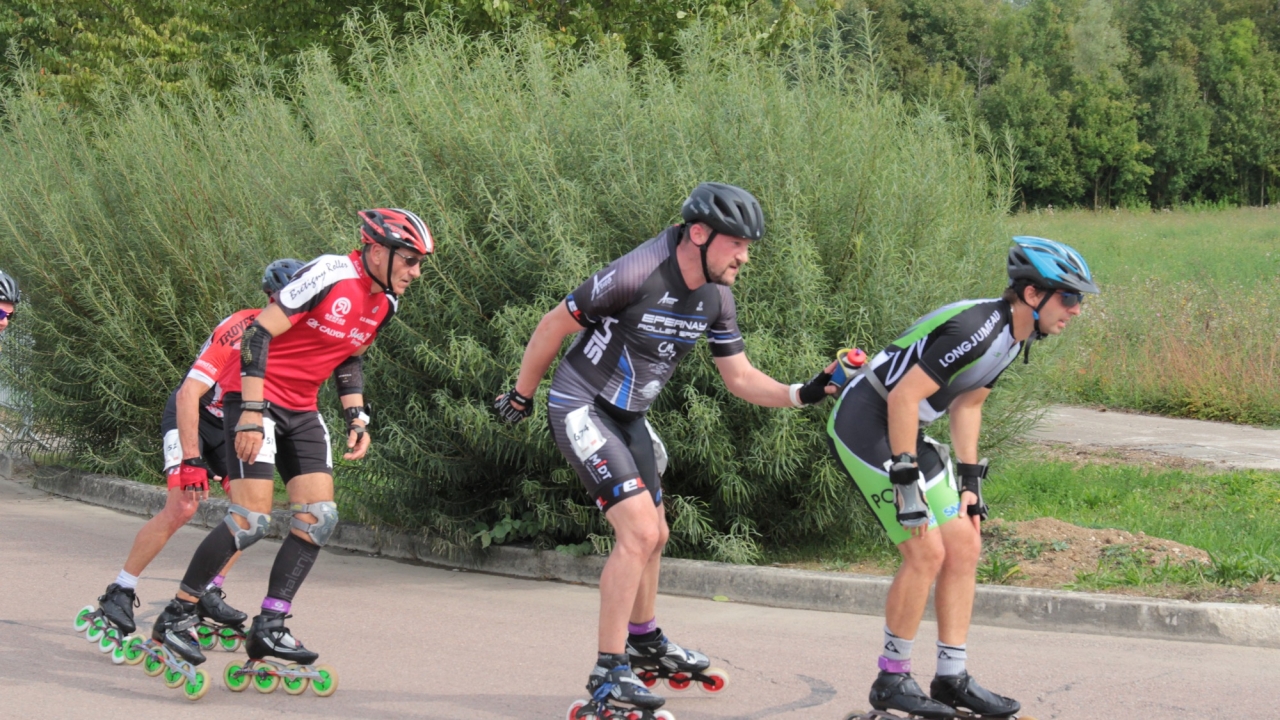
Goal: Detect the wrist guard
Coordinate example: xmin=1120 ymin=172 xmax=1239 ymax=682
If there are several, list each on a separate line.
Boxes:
xmin=333 ymin=355 xmax=364 ymax=396
xmin=888 ymin=458 xmax=929 ymax=529
xmin=493 ymin=387 xmax=534 ymax=423
xmin=957 ymin=459 xmax=989 ymax=520
xmin=344 ymin=405 xmax=370 ymax=436
xmin=240 ymin=399 xmax=269 ymax=413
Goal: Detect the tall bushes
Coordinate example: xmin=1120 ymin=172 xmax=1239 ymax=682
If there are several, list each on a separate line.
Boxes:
xmin=0 ymin=20 xmax=1024 ymax=559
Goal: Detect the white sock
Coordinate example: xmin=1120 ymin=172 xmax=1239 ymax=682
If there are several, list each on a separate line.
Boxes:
xmin=936 ymin=641 xmax=967 ymax=677
xmin=115 ymin=569 xmax=139 ymax=590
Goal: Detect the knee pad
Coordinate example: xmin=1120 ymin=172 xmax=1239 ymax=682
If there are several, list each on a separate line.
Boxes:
xmin=290 ymin=501 xmax=338 ymax=547
xmin=223 ymin=504 xmax=271 ymax=550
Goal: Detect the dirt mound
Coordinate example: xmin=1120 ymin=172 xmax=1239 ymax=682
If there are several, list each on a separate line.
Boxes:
xmin=985 ymin=517 xmax=1209 ymax=588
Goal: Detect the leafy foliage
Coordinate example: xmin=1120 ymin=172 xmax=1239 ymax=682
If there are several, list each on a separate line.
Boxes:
xmin=0 ymin=19 xmax=1025 ymax=559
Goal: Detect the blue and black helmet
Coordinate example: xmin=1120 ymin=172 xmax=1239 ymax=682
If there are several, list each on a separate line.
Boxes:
xmin=262 ymin=258 xmax=305 ymax=296
xmin=1008 ymin=237 xmax=1098 ymax=294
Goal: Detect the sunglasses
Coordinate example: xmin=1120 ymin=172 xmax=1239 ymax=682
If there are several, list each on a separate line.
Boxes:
xmin=392 ymin=250 xmax=424 ymax=267
xmin=1057 ymin=291 xmax=1084 ymax=308
xmin=0 ymin=308 xmax=14 ymax=321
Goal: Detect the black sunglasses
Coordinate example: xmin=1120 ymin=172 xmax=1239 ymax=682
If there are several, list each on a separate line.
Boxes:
xmin=392 ymin=249 xmax=424 ymax=267
xmin=1057 ymin=291 xmax=1084 ymax=308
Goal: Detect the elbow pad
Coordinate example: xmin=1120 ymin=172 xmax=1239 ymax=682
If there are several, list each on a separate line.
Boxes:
xmin=332 ymin=355 xmax=364 ymax=396
xmin=240 ymin=320 xmax=272 ymax=379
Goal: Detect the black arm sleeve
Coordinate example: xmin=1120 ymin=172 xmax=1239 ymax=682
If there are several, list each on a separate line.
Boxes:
xmin=240 ymin=320 xmax=272 ymax=379
xmin=332 ymin=355 xmax=364 ymax=396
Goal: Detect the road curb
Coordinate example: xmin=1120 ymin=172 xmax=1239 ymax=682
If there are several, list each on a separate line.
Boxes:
xmin=28 ymin=464 xmax=1280 ymax=649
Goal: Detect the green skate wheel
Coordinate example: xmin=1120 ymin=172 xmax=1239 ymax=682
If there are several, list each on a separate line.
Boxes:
xmin=280 ymin=664 xmax=308 ymax=695
xmin=163 ymin=664 xmax=186 ymax=689
xmin=310 ymin=664 xmax=338 ymax=697
xmin=122 ymin=636 xmax=146 ymax=665
xmin=74 ymin=605 xmax=96 ymax=633
xmin=85 ymin=620 xmax=105 ymax=643
xmin=184 ymin=668 xmax=210 ymax=701
xmin=142 ymin=647 xmax=167 ymax=677
xmin=217 ymin=627 xmax=242 ymax=652
xmin=196 ymin=625 xmax=216 ymax=650
xmin=223 ymin=660 xmax=250 ymax=692
xmin=97 ymin=630 xmax=118 ymax=653
xmin=110 ymin=640 xmax=129 ymax=665
xmin=253 ymin=667 xmax=280 ymax=693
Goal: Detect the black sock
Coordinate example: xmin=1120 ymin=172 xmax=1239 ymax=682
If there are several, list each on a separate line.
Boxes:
xmin=179 ymin=524 xmax=239 ymax=597
xmin=265 ymin=533 xmax=320 ymax=604
xmin=596 ymin=652 xmax=628 ymax=669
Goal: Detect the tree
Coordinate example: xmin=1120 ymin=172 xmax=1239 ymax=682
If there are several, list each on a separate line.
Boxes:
xmin=1071 ymin=76 xmax=1152 ymax=206
xmin=1138 ymin=56 xmax=1213 ymax=205
xmin=982 ymin=58 xmax=1083 ymax=206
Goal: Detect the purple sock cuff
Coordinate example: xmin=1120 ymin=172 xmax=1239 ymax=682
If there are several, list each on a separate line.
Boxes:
xmin=261 ymin=597 xmax=290 ymax=614
xmin=210 ymin=575 xmax=225 ymax=588
xmin=627 ymin=618 xmax=658 ymax=636
xmin=878 ymin=655 xmax=912 ymax=674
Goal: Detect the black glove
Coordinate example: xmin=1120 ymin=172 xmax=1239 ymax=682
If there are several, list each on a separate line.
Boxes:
xmin=790 ymin=369 xmax=834 ymax=406
xmin=957 ymin=459 xmax=989 ymax=520
xmin=493 ymin=387 xmax=534 ymax=423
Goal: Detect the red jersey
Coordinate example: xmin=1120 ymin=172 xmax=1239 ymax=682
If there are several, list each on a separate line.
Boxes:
xmin=186 ymin=308 xmax=261 ymax=416
xmin=263 ymin=250 xmax=396 ymax=410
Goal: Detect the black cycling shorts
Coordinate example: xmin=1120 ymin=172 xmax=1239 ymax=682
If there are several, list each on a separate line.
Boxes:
xmin=160 ymin=389 xmax=228 ymax=478
xmin=548 ymin=397 xmax=664 ymax=513
xmin=221 ymin=393 xmax=333 ymax=482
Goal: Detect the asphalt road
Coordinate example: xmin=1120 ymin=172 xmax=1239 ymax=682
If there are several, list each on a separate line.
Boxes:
xmin=2 ymin=473 xmax=1278 ymax=720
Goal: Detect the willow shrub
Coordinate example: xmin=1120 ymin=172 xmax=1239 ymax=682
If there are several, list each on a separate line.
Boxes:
xmin=0 ymin=19 xmax=1032 ymax=560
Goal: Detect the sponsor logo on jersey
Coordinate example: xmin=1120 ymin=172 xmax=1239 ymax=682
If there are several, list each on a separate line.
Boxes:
xmin=347 ymin=328 xmax=372 ymax=346
xmin=649 ymin=362 xmax=671 ymax=375
xmin=696 ymin=301 xmax=703 ymax=311
xmin=325 ymin=296 xmax=352 ymax=325
xmin=305 ymin=317 xmax=347 ymax=340
xmin=639 ymin=380 xmax=662 ymax=399
xmin=566 ymin=296 xmax=585 ymax=324
xmin=639 ymin=312 xmax=708 ymax=340
xmin=657 ymin=342 xmax=677 ymax=360
xmin=939 ymin=309 xmax=1002 ymax=368
xmin=283 ymin=257 xmax=357 ymax=308
xmin=590 ymin=269 xmax=617 ymax=301
xmin=657 ymin=292 xmax=678 ymax=306
xmin=583 ymin=317 xmax=618 ymax=365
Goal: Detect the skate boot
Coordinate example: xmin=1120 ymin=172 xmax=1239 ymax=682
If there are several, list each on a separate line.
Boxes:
xmin=135 ymin=599 xmax=212 ymax=700
xmin=196 ymin=586 xmax=248 ymax=652
xmin=930 ymin=672 xmax=1020 ymax=718
xmin=627 ymin=631 xmax=729 ymax=693
xmin=222 ymin=612 xmax=338 ymax=696
xmin=568 ymin=659 xmax=674 ymax=720
xmin=869 ymin=670 xmax=956 ymax=719
xmin=73 ymin=583 xmax=140 ymax=662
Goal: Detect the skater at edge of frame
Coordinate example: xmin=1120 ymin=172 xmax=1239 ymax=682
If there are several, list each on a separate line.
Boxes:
xmin=493 ymin=182 xmax=839 ymax=717
xmin=82 ymin=260 xmax=305 ymax=648
xmin=0 ymin=268 xmax=18 ymax=345
xmin=151 ymin=209 xmax=433 ymax=673
xmin=826 ymin=237 xmax=1098 ymax=720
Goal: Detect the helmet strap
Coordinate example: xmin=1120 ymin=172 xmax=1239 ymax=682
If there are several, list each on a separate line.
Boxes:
xmin=1022 ymin=288 xmax=1054 ymax=364
xmin=361 ymin=245 xmax=393 ymax=294
xmin=699 ymin=230 xmax=718 ymax=285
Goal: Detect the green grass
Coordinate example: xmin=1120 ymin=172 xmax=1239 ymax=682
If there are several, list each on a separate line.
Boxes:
xmin=1014 ymin=206 xmax=1280 ymax=288
xmin=989 ymin=459 xmax=1280 ymax=585
xmin=1011 ymin=207 xmax=1280 ymax=426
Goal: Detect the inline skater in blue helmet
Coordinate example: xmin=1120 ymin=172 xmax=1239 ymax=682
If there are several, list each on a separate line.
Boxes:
xmin=827 ymin=237 xmax=1096 ymax=720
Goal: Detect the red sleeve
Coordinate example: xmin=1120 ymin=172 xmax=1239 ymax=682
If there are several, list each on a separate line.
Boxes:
xmin=187 ymin=309 xmax=258 ymax=387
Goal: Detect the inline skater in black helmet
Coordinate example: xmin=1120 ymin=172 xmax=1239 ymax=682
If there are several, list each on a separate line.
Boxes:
xmin=828 ymin=237 xmax=1097 ymax=720
xmin=0 ymin=269 xmax=18 ymax=341
xmin=495 ymin=182 xmax=836 ymax=720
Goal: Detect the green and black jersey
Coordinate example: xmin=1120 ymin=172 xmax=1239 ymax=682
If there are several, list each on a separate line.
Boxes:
xmin=859 ymin=298 xmax=1022 ymax=422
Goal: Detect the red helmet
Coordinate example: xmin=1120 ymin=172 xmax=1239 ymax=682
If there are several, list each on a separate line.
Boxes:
xmin=358 ymin=208 xmax=434 ymax=255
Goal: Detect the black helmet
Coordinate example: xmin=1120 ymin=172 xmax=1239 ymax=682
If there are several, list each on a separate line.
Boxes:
xmin=262 ymin=258 xmax=305 ymax=296
xmin=681 ymin=183 xmax=765 ymax=241
xmin=1008 ymin=236 xmax=1099 ymax=294
xmin=0 ymin=270 xmax=18 ymax=304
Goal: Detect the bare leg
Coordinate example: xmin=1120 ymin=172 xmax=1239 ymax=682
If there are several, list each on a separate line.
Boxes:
xmin=884 ymin=528 xmax=946 ymax=640
xmin=598 ymin=493 xmax=664 ymax=654
xmin=121 ymin=488 xmax=201 ymax=577
xmin=629 ymin=503 xmax=669 ymax=625
xmin=934 ymin=516 xmax=981 ymax=646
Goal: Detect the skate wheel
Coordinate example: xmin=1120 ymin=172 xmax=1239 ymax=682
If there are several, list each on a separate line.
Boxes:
xmin=122 ymin=637 xmax=146 ymax=665
xmin=566 ymin=700 xmax=593 ymax=720
xmin=310 ymin=664 xmax=338 ymax=697
xmin=697 ymin=667 xmax=728 ymax=694
xmin=142 ymin=647 xmax=167 ymax=677
xmin=665 ymin=673 xmax=692 ymax=692
xmin=653 ymin=711 xmax=676 ymax=720
xmin=637 ymin=670 xmax=659 ymax=689
xmin=164 ymin=664 xmax=187 ymax=689
xmin=97 ymin=630 xmax=118 ymax=653
xmin=184 ymin=668 xmax=210 ymax=701
xmin=74 ymin=605 xmax=96 ymax=633
xmin=223 ymin=660 xmax=250 ymax=692
xmin=281 ymin=663 xmax=309 ymax=695
xmin=217 ymin=627 xmax=242 ymax=652
xmin=110 ymin=641 xmax=128 ymax=665
xmin=196 ymin=625 xmax=216 ymax=650
xmin=253 ymin=667 xmax=280 ymax=694
xmin=85 ymin=621 xmax=105 ymax=643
